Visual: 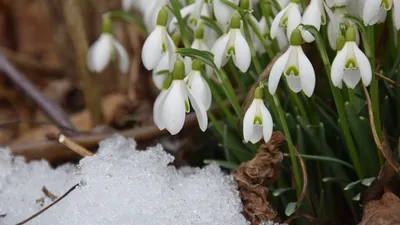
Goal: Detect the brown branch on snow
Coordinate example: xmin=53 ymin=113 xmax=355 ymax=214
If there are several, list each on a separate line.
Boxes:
xmin=16 ymin=183 xmax=79 ymax=225
xmin=0 ymin=53 xmax=77 ymax=135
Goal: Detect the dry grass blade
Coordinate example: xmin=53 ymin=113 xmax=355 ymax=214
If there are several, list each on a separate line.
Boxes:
xmin=16 ymin=183 xmax=79 ymax=225
xmin=58 ymin=134 xmax=94 ymax=157
xmin=294 ymin=147 xmax=308 ymax=210
xmin=362 ymin=85 xmax=400 ymax=173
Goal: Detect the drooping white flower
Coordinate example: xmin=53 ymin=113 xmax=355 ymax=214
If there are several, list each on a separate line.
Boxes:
xmin=184 ymin=60 xmax=212 ymax=110
xmin=152 ymin=54 xmax=170 ymax=89
xmin=325 ymin=0 xmax=349 ymax=7
xmin=213 ymin=0 xmax=239 ymax=28
xmin=268 ymin=29 xmax=316 ymax=97
xmin=270 ymin=2 xmax=302 ymax=39
xmin=301 ymin=0 xmax=326 ymax=43
xmin=243 ymin=87 xmax=273 ymax=144
xmin=87 ymin=33 xmax=129 ymax=73
xmin=141 ymin=0 xmax=169 ymax=32
xmin=211 ymin=12 xmax=251 ymax=72
xmin=156 ymin=59 xmax=208 ymax=135
xmin=259 ymin=17 xmax=288 ymax=51
xmin=326 ymin=6 xmax=360 ymax=50
xmin=331 ymin=27 xmax=372 ymax=89
xmin=362 ymin=0 xmax=393 ymax=26
xmin=153 ymin=75 xmax=173 ymax=130
xmin=142 ymin=7 xmax=177 ymax=71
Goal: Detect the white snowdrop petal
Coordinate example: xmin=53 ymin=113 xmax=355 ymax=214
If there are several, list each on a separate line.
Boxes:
xmin=393 ymin=0 xmax=400 ymax=30
xmin=331 ymin=45 xmax=348 ymax=88
xmin=211 ymin=33 xmax=230 ymax=69
xmin=362 ymin=0 xmax=381 ymax=25
xmin=268 ymin=47 xmax=291 ymax=95
xmin=152 ymin=54 xmax=169 ymax=89
xmin=285 ymin=75 xmax=302 ymax=93
xmin=213 ymin=0 xmax=237 ymax=26
xmin=270 ymin=5 xmax=289 ymax=38
xmin=286 ymin=3 xmax=301 ymax=40
xmin=232 ymin=31 xmax=251 ymax=72
xmin=243 ymin=100 xmax=257 ymax=143
xmin=87 ymin=34 xmax=113 ymax=72
xmin=113 ymin=40 xmax=129 ymax=73
xmin=154 ymin=90 xmax=168 ymax=130
xmin=142 ymin=26 xmax=164 ymax=70
xmin=249 ymin=126 xmax=263 ymax=144
xmin=188 ymin=71 xmax=212 ymax=110
xmin=260 ymin=102 xmax=273 ymax=143
xmin=186 ymin=85 xmax=208 ymax=132
xmin=297 ymin=47 xmax=316 ymax=97
xmin=353 ymin=44 xmax=372 ymax=86
xmin=166 ymin=33 xmax=178 ymax=72
xmin=301 ymin=0 xmax=321 ymax=43
xmin=162 ymin=81 xmax=186 ymax=135
xmin=342 ymin=69 xmax=361 ymax=89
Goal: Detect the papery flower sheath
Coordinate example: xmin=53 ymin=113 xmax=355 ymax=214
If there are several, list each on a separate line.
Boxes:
xmin=211 ymin=12 xmax=251 ymax=72
xmin=331 ymin=27 xmax=372 ymax=89
xmin=243 ymin=87 xmax=273 ymax=144
xmin=268 ymin=29 xmax=316 ymax=97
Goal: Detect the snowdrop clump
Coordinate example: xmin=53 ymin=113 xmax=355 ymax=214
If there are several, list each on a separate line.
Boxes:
xmin=85 ymin=0 xmax=399 ymax=144
xmin=0 ymin=136 xmax=250 ymax=225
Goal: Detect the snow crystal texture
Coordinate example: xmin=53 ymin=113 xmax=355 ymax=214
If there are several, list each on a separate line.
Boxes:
xmin=0 ymin=135 xmax=249 ymax=225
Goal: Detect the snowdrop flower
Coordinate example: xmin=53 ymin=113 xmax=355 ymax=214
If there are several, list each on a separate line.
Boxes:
xmin=363 ymin=0 xmax=400 ymax=29
xmin=153 ymin=75 xmax=173 ymax=130
xmin=211 ymin=12 xmax=251 ymax=72
xmin=331 ymin=27 xmax=372 ymax=89
xmin=243 ymin=87 xmax=273 ymax=144
xmin=142 ymin=7 xmax=177 ymax=71
xmin=326 ymin=6 xmax=360 ymax=50
xmin=87 ymin=16 xmax=129 ymax=73
xmin=268 ymin=28 xmax=316 ymax=97
xmin=155 ymin=59 xmax=208 ymax=135
xmin=258 ymin=2 xmax=288 ymax=51
xmin=185 ymin=60 xmax=212 ymax=110
xmin=152 ymin=54 xmax=170 ymax=89
xmin=301 ymin=0 xmax=326 ymax=43
xmin=325 ymin=0 xmax=349 ymax=7
xmin=184 ymin=25 xmax=213 ymax=77
xmin=169 ymin=0 xmax=212 ymax=32
xmin=213 ymin=0 xmax=239 ymax=27
xmin=270 ymin=1 xmax=301 ymax=39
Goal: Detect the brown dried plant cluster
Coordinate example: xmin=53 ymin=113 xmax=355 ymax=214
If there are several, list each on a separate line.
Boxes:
xmin=234 ymin=132 xmax=285 ymax=225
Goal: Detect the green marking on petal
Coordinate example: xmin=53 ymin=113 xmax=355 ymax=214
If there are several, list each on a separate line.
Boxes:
xmin=321 ymin=15 xmax=326 ymax=25
xmin=263 ymin=32 xmax=271 ymax=40
xmin=189 ymin=17 xmax=197 ymax=26
xmin=380 ymin=0 xmax=390 ymax=10
xmin=184 ymin=100 xmax=190 ymax=112
xmin=281 ymin=16 xmax=288 ymax=28
xmin=227 ymin=46 xmax=235 ymax=56
xmin=345 ymin=58 xmax=357 ymax=69
xmin=285 ymin=65 xmax=299 ymax=76
xmin=162 ymin=42 xmax=167 ymax=53
xmin=253 ymin=115 xmax=263 ymax=126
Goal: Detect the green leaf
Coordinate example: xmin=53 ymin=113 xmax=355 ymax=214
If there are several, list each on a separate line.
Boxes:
xmin=344 ymin=180 xmax=362 ymax=191
xmin=322 ymin=177 xmax=349 ymax=183
xmin=156 ymin=70 xmax=169 ymax=76
xmin=170 ymin=0 xmax=191 ymax=47
xmin=352 ymin=193 xmax=361 ymax=201
xmin=200 ymin=16 xmax=224 ymax=36
xmin=361 ymin=177 xmax=376 ymax=186
xmin=285 ymin=202 xmax=297 ymax=216
xmin=203 ymin=160 xmax=239 ymax=170
xmin=272 ymin=187 xmax=293 ymax=197
xmin=107 ymin=11 xmax=147 ymax=34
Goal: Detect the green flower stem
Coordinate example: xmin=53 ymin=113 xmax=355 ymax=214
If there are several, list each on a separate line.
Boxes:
xmin=306 ymin=25 xmax=364 ymax=178
xmin=273 ymin=94 xmax=302 ymax=197
xmin=246 ymin=16 xmax=275 ymax=58
xmin=366 ymin=26 xmax=382 ymax=140
xmin=170 ymin=0 xmax=191 ymax=48
xmin=228 ymin=62 xmax=246 ymax=95
xmin=243 ymin=16 xmax=302 ymax=195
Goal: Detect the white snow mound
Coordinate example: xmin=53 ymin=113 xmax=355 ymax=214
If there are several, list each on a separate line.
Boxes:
xmin=0 ymin=135 xmax=249 ymax=225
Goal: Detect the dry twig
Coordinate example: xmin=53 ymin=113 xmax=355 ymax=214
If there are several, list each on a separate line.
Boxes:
xmin=58 ymin=134 xmax=93 ymax=157
xmin=16 ymin=183 xmax=79 ymax=225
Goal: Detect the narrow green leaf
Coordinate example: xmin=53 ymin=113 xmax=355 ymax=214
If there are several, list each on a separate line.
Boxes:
xmin=322 ymin=177 xmax=349 ymax=183
xmin=285 ymin=202 xmax=297 ymax=216
xmin=272 ymin=187 xmax=293 ymax=197
xmin=344 ymin=180 xmax=362 ymax=191
xmin=361 ymin=177 xmax=376 ymax=186
xmin=108 ymin=11 xmax=147 ymax=33
xmin=352 ymin=193 xmax=361 ymax=201
xmin=170 ymin=0 xmax=191 ymax=47
xmin=203 ymin=160 xmax=239 ymax=170
xmin=156 ymin=70 xmax=169 ymax=76
xmin=200 ymin=16 xmax=224 ymax=35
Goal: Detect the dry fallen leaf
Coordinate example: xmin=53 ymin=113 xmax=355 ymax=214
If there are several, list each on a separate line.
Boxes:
xmin=234 ymin=132 xmax=285 ymax=225
xmin=359 ymin=192 xmax=400 ymax=225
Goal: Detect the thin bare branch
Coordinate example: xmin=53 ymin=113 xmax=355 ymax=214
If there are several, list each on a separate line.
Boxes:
xmin=58 ymin=134 xmax=94 ymax=157
xmin=375 ymin=72 xmax=400 ymax=87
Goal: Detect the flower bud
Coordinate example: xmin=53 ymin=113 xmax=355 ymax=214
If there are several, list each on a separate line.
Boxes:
xmin=192 ymin=59 xmax=202 ymax=71
xmin=102 ymin=13 xmax=113 ymax=34
xmin=230 ymin=11 xmax=241 ymax=29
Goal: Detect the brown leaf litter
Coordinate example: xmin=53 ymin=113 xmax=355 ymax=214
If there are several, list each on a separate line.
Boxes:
xmin=234 ymin=132 xmax=285 ymax=225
